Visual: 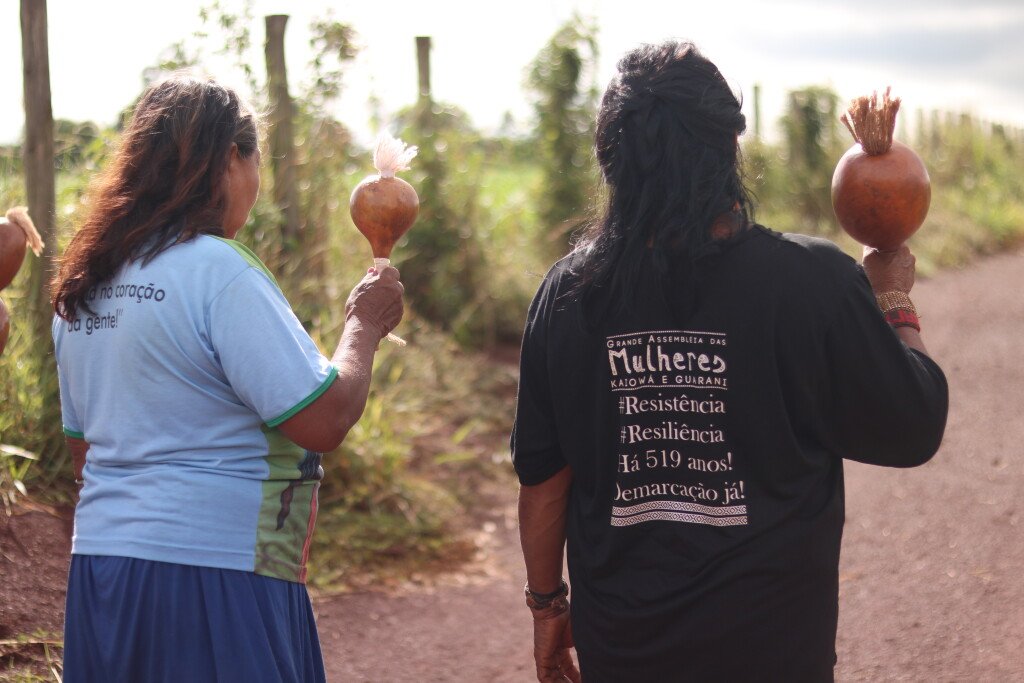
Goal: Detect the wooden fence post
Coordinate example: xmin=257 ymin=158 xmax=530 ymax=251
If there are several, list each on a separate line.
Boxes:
xmin=264 ymin=15 xmax=301 ymax=245
xmin=416 ymin=36 xmax=432 ymax=102
xmin=20 ymin=0 xmax=57 ymax=337
xmin=752 ymin=84 xmax=762 ymax=140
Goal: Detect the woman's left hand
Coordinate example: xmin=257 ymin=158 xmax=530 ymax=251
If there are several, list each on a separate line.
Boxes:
xmin=532 ymin=606 xmax=580 ymax=683
xmin=67 ymin=437 xmax=89 ymax=483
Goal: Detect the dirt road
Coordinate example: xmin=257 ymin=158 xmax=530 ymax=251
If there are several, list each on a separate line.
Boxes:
xmin=313 ymin=249 xmax=1024 ymax=682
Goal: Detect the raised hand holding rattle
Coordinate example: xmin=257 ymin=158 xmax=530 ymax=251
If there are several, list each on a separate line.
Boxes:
xmin=349 ymin=133 xmax=419 ymax=346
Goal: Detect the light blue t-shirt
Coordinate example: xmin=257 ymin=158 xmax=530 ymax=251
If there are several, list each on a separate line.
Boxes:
xmin=53 ymin=235 xmax=338 ymax=583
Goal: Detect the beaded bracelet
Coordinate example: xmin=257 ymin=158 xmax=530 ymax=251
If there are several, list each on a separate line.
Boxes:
xmin=884 ymin=308 xmax=921 ymax=331
xmin=876 ymin=291 xmax=920 ymax=332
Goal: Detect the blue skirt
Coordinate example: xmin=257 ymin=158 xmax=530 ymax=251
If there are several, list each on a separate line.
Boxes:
xmin=63 ymin=555 xmax=326 ymax=683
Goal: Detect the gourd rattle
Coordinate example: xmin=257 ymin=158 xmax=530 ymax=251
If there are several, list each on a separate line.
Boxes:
xmin=0 ymin=207 xmax=44 ymax=355
xmin=349 ymin=133 xmax=419 ymax=346
xmin=831 ymin=88 xmax=931 ymax=251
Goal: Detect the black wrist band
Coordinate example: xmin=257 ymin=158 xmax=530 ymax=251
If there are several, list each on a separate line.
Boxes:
xmin=525 ymin=578 xmax=568 ymax=603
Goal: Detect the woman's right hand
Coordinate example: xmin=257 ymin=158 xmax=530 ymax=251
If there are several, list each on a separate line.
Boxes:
xmin=862 ymin=244 xmax=916 ymax=295
xmin=862 ymin=244 xmax=931 ymax=355
xmin=344 ymin=266 xmax=404 ymax=339
xmin=278 ymin=266 xmax=404 ymax=452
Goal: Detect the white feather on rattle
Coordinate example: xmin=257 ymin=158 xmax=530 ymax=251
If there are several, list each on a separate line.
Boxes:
xmin=372 ymin=133 xmax=418 ymax=179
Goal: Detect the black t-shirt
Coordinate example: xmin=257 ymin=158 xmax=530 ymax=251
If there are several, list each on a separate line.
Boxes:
xmin=512 ymin=226 xmax=948 ymax=682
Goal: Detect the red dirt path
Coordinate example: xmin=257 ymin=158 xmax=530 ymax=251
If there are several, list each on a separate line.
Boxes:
xmin=2 ymin=249 xmax=1022 ymax=681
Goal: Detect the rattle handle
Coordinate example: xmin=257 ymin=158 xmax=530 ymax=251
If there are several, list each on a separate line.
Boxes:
xmin=373 ymin=257 xmax=406 ymax=347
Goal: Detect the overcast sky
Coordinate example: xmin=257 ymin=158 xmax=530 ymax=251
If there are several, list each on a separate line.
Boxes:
xmin=1 ymin=0 xmax=1022 ymax=146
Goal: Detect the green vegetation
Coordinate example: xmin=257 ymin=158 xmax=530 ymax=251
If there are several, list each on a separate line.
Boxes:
xmin=394 ymin=100 xmax=489 ymax=340
xmin=2 ymin=9 xmax=1023 ymax=613
xmin=746 ymin=89 xmax=1024 ymax=273
xmin=526 ymin=15 xmax=600 ymax=255
xmin=308 ymin=325 xmax=519 ymax=590
xmin=0 ymin=632 xmax=63 ymax=682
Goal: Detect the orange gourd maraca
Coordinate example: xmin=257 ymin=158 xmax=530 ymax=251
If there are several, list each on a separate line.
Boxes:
xmin=831 ymin=88 xmax=931 ymax=251
xmin=349 ymin=133 xmax=419 ymax=345
xmin=0 ymin=207 xmax=45 ymax=356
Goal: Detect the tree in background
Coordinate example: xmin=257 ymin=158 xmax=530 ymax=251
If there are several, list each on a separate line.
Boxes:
xmin=307 ymin=16 xmax=358 ymax=111
xmin=196 ymin=0 xmax=258 ymax=93
xmin=777 ymin=86 xmax=844 ymax=233
xmin=286 ymin=16 xmax=359 ymax=320
xmin=526 ymin=15 xmax=599 ymax=255
xmin=395 ymin=99 xmax=485 ymax=342
xmin=142 ymin=42 xmax=200 ymax=88
xmin=161 ymin=4 xmax=362 ymax=322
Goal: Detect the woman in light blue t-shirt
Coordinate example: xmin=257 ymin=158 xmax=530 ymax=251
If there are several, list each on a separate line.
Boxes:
xmin=50 ymin=76 xmax=404 ymax=682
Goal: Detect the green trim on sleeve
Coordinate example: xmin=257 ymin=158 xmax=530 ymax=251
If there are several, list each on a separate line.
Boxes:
xmin=264 ymin=365 xmax=339 ymax=428
xmin=63 ymin=427 xmax=85 ymax=439
xmin=212 ymin=237 xmax=281 ymax=289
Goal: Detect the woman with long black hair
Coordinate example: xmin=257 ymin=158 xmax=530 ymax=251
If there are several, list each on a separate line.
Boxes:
xmin=513 ymin=42 xmax=948 ymax=681
xmin=52 ymin=76 xmax=403 ymax=681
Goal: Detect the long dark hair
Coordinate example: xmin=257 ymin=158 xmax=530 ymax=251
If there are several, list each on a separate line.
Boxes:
xmin=52 ymin=76 xmax=258 ymax=320
xmin=572 ymin=41 xmax=753 ymax=319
